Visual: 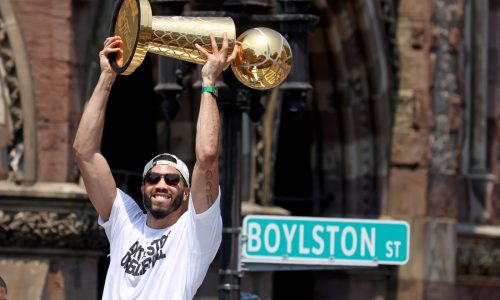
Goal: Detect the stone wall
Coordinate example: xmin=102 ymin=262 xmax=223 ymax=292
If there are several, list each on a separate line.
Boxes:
xmin=8 ymin=0 xmax=104 ymax=183
xmin=11 ymin=0 xmax=75 ymax=182
xmin=0 ymin=1 xmax=107 ymax=299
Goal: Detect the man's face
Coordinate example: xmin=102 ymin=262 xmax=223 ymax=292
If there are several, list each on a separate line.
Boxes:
xmin=141 ymin=165 xmax=187 ymax=219
xmin=0 ymin=286 xmax=7 ymax=300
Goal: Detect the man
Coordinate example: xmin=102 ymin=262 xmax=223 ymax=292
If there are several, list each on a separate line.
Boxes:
xmin=73 ymin=33 xmax=237 ymax=299
xmin=0 ymin=276 xmax=6 ymax=300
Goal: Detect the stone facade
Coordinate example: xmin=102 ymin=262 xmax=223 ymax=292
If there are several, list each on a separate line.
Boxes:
xmin=0 ymin=1 xmax=108 ymax=299
xmin=0 ymin=0 xmax=500 ymax=299
xmin=11 ymin=0 xmax=76 ymax=182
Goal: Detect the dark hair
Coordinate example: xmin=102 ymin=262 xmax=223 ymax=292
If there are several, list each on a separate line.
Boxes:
xmin=0 ymin=275 xmax=7 ymax=294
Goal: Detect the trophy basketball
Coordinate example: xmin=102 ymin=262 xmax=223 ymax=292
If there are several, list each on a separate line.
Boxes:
xmin=109 ymin=0 xmax=293 ymax=90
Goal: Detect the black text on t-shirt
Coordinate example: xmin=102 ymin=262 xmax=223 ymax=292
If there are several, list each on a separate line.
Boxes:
xmin=120 ymin=232 xmax=171 ymax=276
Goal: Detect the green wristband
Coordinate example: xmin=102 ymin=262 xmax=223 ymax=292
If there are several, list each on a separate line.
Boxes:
xmin=201 ymin=85 xmax=218 ymax=98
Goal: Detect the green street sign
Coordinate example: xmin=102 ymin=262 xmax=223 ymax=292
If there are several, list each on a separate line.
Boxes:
xmin=241 ymin=215 xmax=410 ymax=267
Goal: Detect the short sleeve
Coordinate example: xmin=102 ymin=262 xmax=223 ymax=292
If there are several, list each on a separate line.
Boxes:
xmin=98 ymin=188 xmax=143 ymax=242
xmin=187 ymin=186 xmax=222 ymax=254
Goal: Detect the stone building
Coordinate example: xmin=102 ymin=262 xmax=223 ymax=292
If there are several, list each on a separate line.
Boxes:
xmin=0 ymin=0 xmax=499 ymax=299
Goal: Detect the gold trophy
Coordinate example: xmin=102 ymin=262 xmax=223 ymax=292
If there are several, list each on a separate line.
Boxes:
xmin=110 ymin=0 xmax=293 ymax=90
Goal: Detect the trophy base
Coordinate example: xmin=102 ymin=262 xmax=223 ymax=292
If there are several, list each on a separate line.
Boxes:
xmin=109 ymin=0 xmax=152 ymax=75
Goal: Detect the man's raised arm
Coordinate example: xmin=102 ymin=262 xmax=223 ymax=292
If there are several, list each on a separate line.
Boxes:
xmin=190 ymin=33 xmax=238 ymax=213
xmin=73 ymin=36 xmax=122 ymax=221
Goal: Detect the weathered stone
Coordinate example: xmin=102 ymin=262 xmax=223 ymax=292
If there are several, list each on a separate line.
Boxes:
xmin=10 ymin=0 xmax=75 ymax=182
xmin=398 ymin=50 xmax=431 ymax=91
xmin=396 ymin=217 xmax=457 ymax=291
xmin=492 ymin=184 xmax=500 ymax=224
xmin=393 ymin=89 xmax=431 ymax=133
xmin=398 ymin=218 xmax=427 ymax=281
xmin=391 ymin=129 xmax=429 ymax=166
xmin=0 ymin=258 xmax=49 ymax=300
xmin=388 ymin=168 xmax=428 ymax=218
xmin=425 ymin=280 xmax=457 ymax=300
xmin=397 ymin=279 xmax=424 ymax=300
xmin=397 ymin=18 xmax=414 ymax=49
xmin=12 ymin=0 xmax=72 ymax=61
xmin=393 ymin=89 xmax=431 ymax=132
xmin=448 ymin=94 xmax=463 ymax=132
xmin=414 ymin=91 xmax=432 ymax=131
xmin=425 ymin=218 xmax=456 ymax=283
xmin=427 ymin=173 xmax=462 ymax=218
xmin=397 ymin=19 xmax=431 ymax=51
xmin=33 ymin=61 xmax=71 ymax=122
xmin=456 ymin=282 xmax=500 ymax=299
xmin=399 ymin=0 xmax=433 ymax=22
xmin=37 ymin=122 xmax=69 ymax=181
xmin=394 ymin=89 xmax=416 ymax=131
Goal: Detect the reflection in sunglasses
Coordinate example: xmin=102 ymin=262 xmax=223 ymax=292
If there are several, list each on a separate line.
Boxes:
xmin=145 ymin=172 xmax=181 ymax=186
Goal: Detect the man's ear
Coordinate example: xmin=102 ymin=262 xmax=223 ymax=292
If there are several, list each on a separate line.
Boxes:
xmin=183 ymin=188 xmax=189 ymax=201
xmin=141 ymin=185 xmax=145 ymax=194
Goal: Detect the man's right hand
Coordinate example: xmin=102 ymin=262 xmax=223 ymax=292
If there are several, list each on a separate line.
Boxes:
xmin=195 ymin=33 xmax=238 ymax=87
xmin=99 ymin=36 xmax=122 ymax=76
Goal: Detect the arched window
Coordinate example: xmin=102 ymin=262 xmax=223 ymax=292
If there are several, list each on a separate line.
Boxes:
xmin=0 ymin=1 xmax=36 ymax=184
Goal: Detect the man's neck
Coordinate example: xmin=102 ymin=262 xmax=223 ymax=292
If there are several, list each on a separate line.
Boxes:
xmin=146 ymin=210 xmax=182 ymax=229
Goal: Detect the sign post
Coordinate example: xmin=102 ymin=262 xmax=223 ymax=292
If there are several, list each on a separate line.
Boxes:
xmin=241 ymin=215 xmax=410 ymax=270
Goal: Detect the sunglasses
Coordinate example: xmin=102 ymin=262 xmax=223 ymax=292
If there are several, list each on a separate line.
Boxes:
xmin=144 ymin=172 xmax=181 ymax=186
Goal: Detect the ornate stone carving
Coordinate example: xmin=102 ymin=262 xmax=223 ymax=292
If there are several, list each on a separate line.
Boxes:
xmin=457 ymin=241 xmax=500 ymax=281
xmin=377 ymin=0 xmax=400 ymax=94
xmin=456 ymin=225 xmax=500 ymax=282
xmin=0 ymin=209 xmax=106 ymax=251
xmin=429 ymin=0 xmax=463 ymax=175
xmin=0 ymin=14 xmax=25 ymax=182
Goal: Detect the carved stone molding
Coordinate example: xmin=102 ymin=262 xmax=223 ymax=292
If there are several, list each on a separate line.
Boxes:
xmin=457 ymin=224 xmax=500 ymax=281
xmin=0 ymin=187 xmax=107 ymax=252
xmin=429 ymin=0 xmax=463 ymax=175
xmin=0 ymin=210 xmax=106 ymax=251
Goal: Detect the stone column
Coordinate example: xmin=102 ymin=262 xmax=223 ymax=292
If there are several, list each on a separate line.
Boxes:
xmin=389 ymin=0 xmax=464 ymax=299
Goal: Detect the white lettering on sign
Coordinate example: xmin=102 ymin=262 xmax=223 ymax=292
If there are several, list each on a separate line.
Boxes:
xmin=283 ymin=224 xmax=297 ymax=253
xmin=299 ymin=225 xmax=310 ymax=254
xmin=246 ymin=222 xmax=378 ymax=258
xmin=361 ymin=227 xmax=375 ymax=257
xmin=326 ymin=225 xmax=339 ymax=255
xmin=264 ymin=223 xmax=280 ymax=253
xmin=312 ymin=225 xmax=324 ymax=255
xmin=248 ymin=223 xmax=261 ymax=252
xmin=243 ymin=216 xmax=410 ymax=267
xmin=341 ymin=226 xmax=357 ymax=256
xmin=385 ymin=241 xmax=401 ymax=258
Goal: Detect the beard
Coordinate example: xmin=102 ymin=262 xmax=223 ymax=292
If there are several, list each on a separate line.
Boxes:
xmin=142 ymin=189 xmax=184 ymax=219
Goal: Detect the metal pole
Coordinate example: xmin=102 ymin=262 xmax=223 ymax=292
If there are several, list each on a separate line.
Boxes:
xmin=218 ymin=89 xmax=249 ymax=300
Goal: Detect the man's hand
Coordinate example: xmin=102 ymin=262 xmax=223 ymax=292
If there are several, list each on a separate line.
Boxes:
xmin=195 ymin=33 xmax=239 ymax=86
xmin=99 ymin=36 xmax=122 ymax=76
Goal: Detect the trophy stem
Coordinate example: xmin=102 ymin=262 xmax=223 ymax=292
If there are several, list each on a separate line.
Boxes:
xmin=148 ymin=16 xmax=236 ymax=65
xmin=110 ymin=0 xmax=236 ymax=74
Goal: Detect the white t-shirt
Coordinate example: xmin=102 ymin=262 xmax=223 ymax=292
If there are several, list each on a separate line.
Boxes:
xmin=98 ymin=188 xmax=222 ymax=300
